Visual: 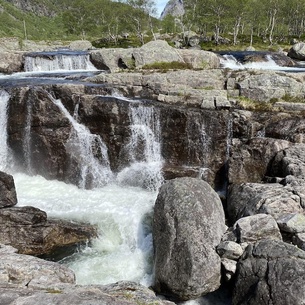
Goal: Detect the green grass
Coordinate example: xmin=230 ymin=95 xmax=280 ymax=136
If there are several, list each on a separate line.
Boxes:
xmin=142 ymin=61 xmax=192 ymax=71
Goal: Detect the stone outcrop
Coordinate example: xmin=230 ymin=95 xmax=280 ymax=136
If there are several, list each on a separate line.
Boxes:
xmin=288 ymin=42 xmax=305 ymax=60
xmin=0 ymin=281 xmax=175 ymax=305
xmin=227 ymin=183 xmax=303 ymax=223
xmin=0 ymin=206 xmax=97 ymax=256
xmin=89 ymin=40 xmax=220 ymax=72
xmin=153 ymin=177 xmax=226 ymax=300
xmin=233 ymin=239 xmax=305 ymax=305
xmin=0 ymin=171 xmax=17 ymax=208
xmin=0 ymin=246 xmax=75 ymax=288
xmin=0 ymin=52 xmax=24 ymax=73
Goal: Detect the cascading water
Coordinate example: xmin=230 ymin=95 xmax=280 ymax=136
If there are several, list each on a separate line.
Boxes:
xmin=0 ymin=51 xmax=163 ymax=287
xmin=117 ymin=103 xmax=164 ymax=191
xmin=50 ymin=96 xmax=113 ymax=188
xmin=0 ymin=90 xmax=10 ymax=171
xmin=11 ymin=93 xmax=160 ymax=286
xmin=24 ymin=51 xmax=97 ymax=72
xmin=186 ymin=111 xmax=211 ymax=178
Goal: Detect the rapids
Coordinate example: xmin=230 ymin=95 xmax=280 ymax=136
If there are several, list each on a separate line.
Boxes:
xmin=0 ymin=51 xmax=163 ymax=286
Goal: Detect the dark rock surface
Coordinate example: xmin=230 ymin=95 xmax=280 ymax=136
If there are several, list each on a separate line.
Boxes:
xmin=0 ymin=206 xmax=97 ymax=256
xmin=153 ymin=177 xmax=226 ymax=300
xmin=0 ymin=171 xmax=17 ymax=208
xmin=233 ymin=239 xmax=305 ymax=305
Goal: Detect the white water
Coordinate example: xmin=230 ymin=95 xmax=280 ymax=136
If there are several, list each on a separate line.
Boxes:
xmin=0 ymin=53 xmax=165 ymax=287
xmin=220 ymin=54 xmax=305 ymax=71
xmin=51 ymin=97 xmax=113 ymax=188
xmin=24 ymin=54 xmax=97 ymax=72
xmin=14 ymin=173 xmax=156 ymax=286
xmin=0 ymin=90 xmax=9 ymax=171
xmin=117 ymin=103 xmax=163 ymax=191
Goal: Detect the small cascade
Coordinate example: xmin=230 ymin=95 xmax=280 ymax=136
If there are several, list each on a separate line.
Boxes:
xmin=24 ymin=52 xmax=97 ymax=72
xmin=117 ymin=103 xmax=163 ymax=191
xmin=186 ymin=112 xmax=211 ymax=171
xmin=0 ymin=90 xmax=10 ymax=171
xmin=50 ymin=96 xmax=113 ymax=188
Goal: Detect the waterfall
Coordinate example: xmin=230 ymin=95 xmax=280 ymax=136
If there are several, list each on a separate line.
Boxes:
xmin=0 ymin=90 xmax=9 ymax=171
xmin=24 ymin=53 xmax=97 ymax=72
xmin=186 ymin=111 xmax=211 ymax=173
xmin=117 ymin=103 xmax=163 ymax=191
xmin=50 ymin=97 xmax=113 ymax=188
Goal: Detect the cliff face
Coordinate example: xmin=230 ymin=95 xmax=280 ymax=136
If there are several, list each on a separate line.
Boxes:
xmin=160 ymin=0 xmax=184 ymax=19
xmin=3 ymin=0 xmax=58 ymax=16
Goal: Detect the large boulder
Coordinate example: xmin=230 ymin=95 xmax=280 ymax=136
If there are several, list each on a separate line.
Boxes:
xmin=89 ymin=48 xmax=134 ymax=72
xmin=233 ymin=239 xmax=305 ymax=305
xmin=235 ymin=70 xmax=305 ymax=102
xmin=288 ymin=42 xmax=305 ymax=60
xmin=153 ymin=177 xmax=226 ymax=300
xmin=0 ymin=52 xmax=24 ymax=73
xmin=132 ymin=40 xmax=184 ymax=68
xmin=177 ymin=49 xmax=220 ymax=69
xmin=0 ymin=244 xmax=75 ymax=288
xmin=0 ymin=206 xmax=97 ymax=256
xmin=0 ymin=171 xmax=17 ymax=208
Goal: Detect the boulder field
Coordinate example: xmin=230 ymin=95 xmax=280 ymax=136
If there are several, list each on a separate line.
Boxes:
xmin=2 ymin=39 xmax=305 ymax=304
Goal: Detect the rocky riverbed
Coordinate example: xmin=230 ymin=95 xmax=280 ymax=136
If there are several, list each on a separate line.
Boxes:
xmin=1 ymin=39 xmax=305 ymax=304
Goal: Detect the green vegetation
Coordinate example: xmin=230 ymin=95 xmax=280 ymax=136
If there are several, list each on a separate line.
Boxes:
xmin=0 ymin=0 xmax=305 ymax=50
xmin=142 ymin=61 xmax=192 ymax=71
xmin=281 ymin=94 xmax=305 ymax=103
xmin=236 ymin=96 xmax=276 ymax=112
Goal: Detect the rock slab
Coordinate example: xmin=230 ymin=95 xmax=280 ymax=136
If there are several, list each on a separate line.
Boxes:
xmin=233 ymin=239 xmax=305 ymax=305
xmin=153 ymin=177 xmax=226 ymax=300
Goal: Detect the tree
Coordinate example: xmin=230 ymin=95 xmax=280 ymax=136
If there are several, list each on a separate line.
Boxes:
xmin=126 ymin=0 xmax=158 ymax=44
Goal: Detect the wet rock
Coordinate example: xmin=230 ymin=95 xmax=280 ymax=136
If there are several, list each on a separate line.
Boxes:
xmin=0 ymin=171 xmax=17 ymax=208
xmin=153 ymin=177 xmax=226 ymax=300
xmin=0 ymin=206 xmax=97 ymax=256
xmin=233 ymin=239 xmax=305 ymax=305
xmin=233 ymin=214 xmax=282 ymax=243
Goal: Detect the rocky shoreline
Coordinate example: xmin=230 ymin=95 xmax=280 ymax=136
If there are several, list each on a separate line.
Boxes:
xmin=1 ymin=39 xmax=305 ymax=304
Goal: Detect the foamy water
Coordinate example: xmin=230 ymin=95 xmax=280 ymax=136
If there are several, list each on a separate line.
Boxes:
xmin=14 ymin=172 xmax=156 ymax=285
xmin=220 ymin=54 xmax=305 ymax=72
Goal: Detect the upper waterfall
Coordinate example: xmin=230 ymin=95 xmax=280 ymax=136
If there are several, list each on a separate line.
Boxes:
xmin=117 ymin=102 xmax=163 ymax=191
xmin=24 ymin=50 xmax=97 ymax=72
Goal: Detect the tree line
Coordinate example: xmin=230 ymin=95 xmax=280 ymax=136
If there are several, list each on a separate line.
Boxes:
xmin=176 ymin=0 xmax=305 ymax=46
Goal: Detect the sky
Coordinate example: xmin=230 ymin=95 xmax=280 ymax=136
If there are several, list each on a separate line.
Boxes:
xmin=155 ymin=0 xmax=168 ymax=17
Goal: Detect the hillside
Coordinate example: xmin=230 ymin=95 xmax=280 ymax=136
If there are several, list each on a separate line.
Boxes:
xmin=0 ymin=0 xmax=65 ymax=39
xmin=0 ymin=0 xmax=160 ymax=44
